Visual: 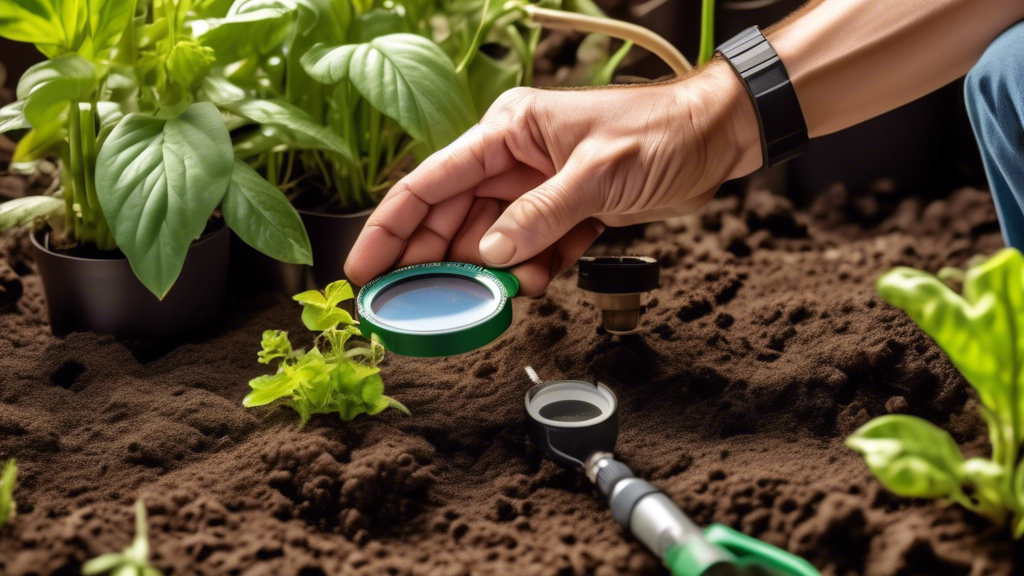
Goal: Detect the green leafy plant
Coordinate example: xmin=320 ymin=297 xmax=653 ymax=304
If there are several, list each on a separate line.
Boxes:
xmin=244 ymin=280 xmax=408 ymax=425
xmin=0 ymin=459 xmax=16 ymax=529
xmin=82 ymin=500 xmax=162 ymax=576
xmin=848 ymin=248 xmax=1024 ymax=536
xmin=0 ymin=0 xmax=312 ymax=299
xmin=192 ymin=0 xmax=642 ymax=212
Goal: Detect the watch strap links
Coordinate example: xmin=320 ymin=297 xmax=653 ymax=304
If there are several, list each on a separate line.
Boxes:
xmin=717 ymin=26 xmax=809 ymax=168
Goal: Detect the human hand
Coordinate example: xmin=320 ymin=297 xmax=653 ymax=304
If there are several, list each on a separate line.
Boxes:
xmin=344 ymin=60 xmax=760 ymax=296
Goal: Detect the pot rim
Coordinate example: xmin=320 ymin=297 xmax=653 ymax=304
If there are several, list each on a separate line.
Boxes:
xmin=295 ymin=206 xmax=375 ymax=219
xmin=30 ymin=218 xmax=228 ymax=263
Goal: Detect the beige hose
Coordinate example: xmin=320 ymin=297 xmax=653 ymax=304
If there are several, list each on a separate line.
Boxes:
xmin=523 ymin=5 xmax=693 ymax=75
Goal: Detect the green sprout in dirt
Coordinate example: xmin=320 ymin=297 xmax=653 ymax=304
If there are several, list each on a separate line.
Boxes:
xmin=244 ymin=280 xmax=409 ymax=425
xmin=0 ymin=459 xmax=16 ymax=529
xmin=848 ymin=248 xmax=1024 ymax=537
xmin=82 ymin=500 xmax=162 ymax=576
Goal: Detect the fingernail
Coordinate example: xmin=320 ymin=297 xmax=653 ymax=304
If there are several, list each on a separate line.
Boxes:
xmin=480 ymin=232 xmax=516 ymax=266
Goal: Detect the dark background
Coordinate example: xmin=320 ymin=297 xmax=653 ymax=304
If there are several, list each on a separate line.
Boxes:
xmin=0 ymin=0 xmax=988 ymax=202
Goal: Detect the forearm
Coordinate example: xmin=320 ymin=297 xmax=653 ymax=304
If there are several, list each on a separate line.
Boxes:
xmin=769 ymin=0 xmax=1024 ymax=137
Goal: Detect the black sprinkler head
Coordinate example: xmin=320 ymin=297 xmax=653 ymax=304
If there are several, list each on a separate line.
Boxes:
xmin=577 ymin=256 xmax=660 ymax=334
xmin=525 ymin=380 xmax=618 ymax=468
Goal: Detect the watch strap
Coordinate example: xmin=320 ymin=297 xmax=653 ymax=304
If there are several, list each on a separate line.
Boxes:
xmin=717 ymin=26 xmax=808 ymax=168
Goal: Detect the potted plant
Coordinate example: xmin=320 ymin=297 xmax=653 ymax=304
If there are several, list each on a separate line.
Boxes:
xmin=191 ymin=0 xmax=652 ymax=290
xmin=0 ymin=0 xmax=312 ymax=338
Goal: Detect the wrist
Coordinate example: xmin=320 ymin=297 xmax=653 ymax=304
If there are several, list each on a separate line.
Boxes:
xmin=678 ymin=59 xmax=762 ymax=182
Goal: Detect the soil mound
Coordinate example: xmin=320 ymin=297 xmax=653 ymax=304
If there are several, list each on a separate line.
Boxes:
xmin=0 ymin=182 xmax=1017 ymax=576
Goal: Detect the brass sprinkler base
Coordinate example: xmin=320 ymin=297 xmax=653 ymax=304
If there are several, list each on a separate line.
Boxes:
xmin=590 ymin=292 xmax=643 ymax=334
xmin=577 ymin=256 xmax=660 ymax=336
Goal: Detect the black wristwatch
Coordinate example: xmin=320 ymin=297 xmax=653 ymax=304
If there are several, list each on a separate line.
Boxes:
xmin=717 ymin=26 xmax=808 ymax=168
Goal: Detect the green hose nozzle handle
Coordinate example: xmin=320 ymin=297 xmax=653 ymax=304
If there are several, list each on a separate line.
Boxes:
xmin=664 ymin=524 xmax=820 ymax=576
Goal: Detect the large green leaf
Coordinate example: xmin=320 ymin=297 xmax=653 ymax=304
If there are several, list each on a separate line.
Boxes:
xmin=212 ymin=93 xmax=355 ymax=162
xmin=0 ymin=0 xmax=80 ymax=55
xmin=12 ymin=122 xmax=67 ymax=163
xmin=467 ymin=47 xmax=520 ymax=115
xmin=198 ymin=0 xmax=301 ymax=63
xmin=0 ymin=101 xmax=30 ymax=134
xmin=302 ymin=33 xmax=477 ymax=151
xmin=878 ymin=249 xmax=1024 ymax=451
xmin=0 ymin=196 xmax=65 ymax=230
xmin=353 ymin=9 xmax=408 ymax=42
xmin=847 ymin=414 xmax=965 ymax=499
xmin=222 ymin=158 xmax=313 ymax=265
xmin=86 ymin=0 xmax=134 ymax=56
xmin=96 ymin=103 xmax=234 ymax=299
xmin=243 ymin=370 xmax=297 ymax=407
xmin=16 ymin=55 xmax=97 ymax=129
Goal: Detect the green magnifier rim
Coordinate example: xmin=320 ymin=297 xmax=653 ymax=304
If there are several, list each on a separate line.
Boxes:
xmin=356 ymin=262 xmax=519 ymax=357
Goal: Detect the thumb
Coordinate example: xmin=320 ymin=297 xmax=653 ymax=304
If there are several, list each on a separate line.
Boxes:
xmin=478 ymin=163 xmax=601 ymax=268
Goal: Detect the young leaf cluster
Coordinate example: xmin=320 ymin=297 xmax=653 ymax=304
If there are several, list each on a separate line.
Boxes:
xmin=83 ymin=500 xmax=162 ymax=576
xmin=244 ymin=280 xmax=409 ymax=425
xmin=0 ymin=0 xmax=312 ymax=299
xmin=848 ymin=248 xmax=1024 ymax=536
xmin=0 ymin=459 xmax=16 ymax=529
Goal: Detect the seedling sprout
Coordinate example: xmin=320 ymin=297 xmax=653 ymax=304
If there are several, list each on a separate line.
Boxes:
xmin=82 ymin=500 xmax=162 ymax=576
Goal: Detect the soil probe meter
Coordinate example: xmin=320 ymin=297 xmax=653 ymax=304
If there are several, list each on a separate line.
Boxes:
xmin=357 ymin=262 xmax=520 ymax=357
xmin=523 ymin=367 xmax=820 ymax=576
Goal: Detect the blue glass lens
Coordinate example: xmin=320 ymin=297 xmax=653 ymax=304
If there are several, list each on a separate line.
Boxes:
xmin=370 ymin=274 xmax=497 ymax=332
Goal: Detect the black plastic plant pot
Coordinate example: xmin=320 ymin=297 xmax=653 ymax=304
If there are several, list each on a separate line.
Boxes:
xmin=300 ymin=207 xmax=373 ymax=289
xmin=230 ymin=206 xmax=373 ymax=295
xmin=31 ymin=222 xmax=229 ymax=339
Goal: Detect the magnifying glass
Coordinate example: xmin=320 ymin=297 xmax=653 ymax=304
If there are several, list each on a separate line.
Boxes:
xmin=356 ymin=262 xmax=520 ymax=357
xmin=523 ymin=369 xmax=821 ymax=576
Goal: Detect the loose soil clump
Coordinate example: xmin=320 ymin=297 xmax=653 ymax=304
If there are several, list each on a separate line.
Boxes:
xmin=0 ymin=178 xmax=1018 ymax=576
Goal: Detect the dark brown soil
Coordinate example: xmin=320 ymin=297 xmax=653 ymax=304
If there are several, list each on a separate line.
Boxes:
xmin=0 ymin=176 xmax=1018 ymax=576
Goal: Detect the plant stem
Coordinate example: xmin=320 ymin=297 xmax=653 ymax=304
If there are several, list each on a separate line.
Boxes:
xmin=456 ymin=0 xmax=496 ymax=74
xmin=523 ymin=26 xmax=542 ymax=87
xmin=313 ymin=151 xmax=333 ymax=192
xmin=68 ymin=102 xmax=91 ymax=245
xmin=267 ymin=151 xmax=280 ymax=187
xmin=79 ymin=103 xmax=114 ymax=250
xmin=365 ymin=106 xmax=381 ymax=199
xmin=523 ymin=6 xmax=692 ymax=74
xmin=698 ymin=0 xmax=716 ymax=66
xmin=282 ymin=150 xmax=296 ymax=187
xmin=57 ymin=142 xmax=77 ymax=243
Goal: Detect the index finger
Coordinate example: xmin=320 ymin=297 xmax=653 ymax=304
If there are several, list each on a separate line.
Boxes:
xmin=344 ymin=124 xmax=517 ymax=285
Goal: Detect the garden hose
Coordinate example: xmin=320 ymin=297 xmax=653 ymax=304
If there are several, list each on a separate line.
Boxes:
xmin=586 ymin=453 xmax=820 ymax=576
xmin=525 ymin=373 xmax=820 ymax=576
xmin=522 ymin=5 xmax=694 ymax=75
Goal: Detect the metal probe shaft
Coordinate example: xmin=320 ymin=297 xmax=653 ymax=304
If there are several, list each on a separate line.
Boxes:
xmin=585 ymin=453 xmax=737 ymax=576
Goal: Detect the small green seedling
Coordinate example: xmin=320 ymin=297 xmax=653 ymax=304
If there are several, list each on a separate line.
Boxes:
xmin=0 ymin=458 xmax=16 ymax=528
xmin=848 ymin=248 xmax=1024 ymax=536
xmin=244 ymin=280 xmax=408 ymax=425
xmin=82 ymin=500 xmax=162 ymax=576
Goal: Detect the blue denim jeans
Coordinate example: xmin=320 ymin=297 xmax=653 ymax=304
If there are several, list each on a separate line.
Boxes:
xmin=965 ymin=20 xmax=1024 ymax=250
